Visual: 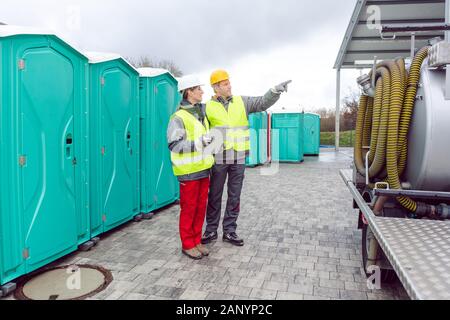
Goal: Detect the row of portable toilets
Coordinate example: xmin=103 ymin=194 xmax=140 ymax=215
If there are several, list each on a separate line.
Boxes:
xmin=0 ymin=27 xmax=320 ymax=290
xmin=247 ymin=112 xmax=321 ymax=166
xmin=0 ymin=28 xmax=181 ymax=289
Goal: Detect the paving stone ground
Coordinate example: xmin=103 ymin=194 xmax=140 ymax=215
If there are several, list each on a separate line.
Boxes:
xmin=2 ymin=148 xmax=409 ymax=300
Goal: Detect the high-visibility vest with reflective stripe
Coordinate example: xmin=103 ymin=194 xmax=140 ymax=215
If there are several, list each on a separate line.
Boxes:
xmin=205 ymin=96 xmax=250 ymax=152
xmin=170 ymin=109 xmax=215 ymax=176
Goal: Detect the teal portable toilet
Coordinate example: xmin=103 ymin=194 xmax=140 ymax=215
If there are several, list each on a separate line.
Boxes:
xmin=267 ymin=112 xmax=272 ymax=163
xmin=246 ymin=111 xmax=269 ymax=167
xmin=138 ymin=68 xmax=179 ymax=218
xmin=271 ymin=113 xmax=304 ymax=163
xmin=0 ymin=26 xmax=89 ymax=289
xmin=259 ymin=112 xmax=268 ymax=164
xmin=304 ymin=113 xmax=320 ymax=156
xmin=246 ymin=113 xmax=261 ymax=167
xmin=86 ymin=52 xmax=140 ymax=237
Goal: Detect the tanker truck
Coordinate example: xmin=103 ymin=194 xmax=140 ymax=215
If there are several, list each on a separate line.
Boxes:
xmin=341 ymin=27 xmax=450 ymax=300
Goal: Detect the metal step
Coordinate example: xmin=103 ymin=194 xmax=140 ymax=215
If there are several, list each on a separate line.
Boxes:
xmin=142 ymin=213 xmax=154 ymax=220
xmin=79 ymin=240 xmax=95 ymax=252
xmin=1 ymin=283 xmax=16 ymax=298
xmin=91 ymin=237 xmax=100 ymax=246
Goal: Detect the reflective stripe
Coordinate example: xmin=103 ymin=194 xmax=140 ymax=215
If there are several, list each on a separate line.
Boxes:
xmin=230 ymin=126 xmax=250 ymax=130
xmin=171 ymin=153 xmax=214 ymax=166
xmin=227 ymin=131 xmax=250 ymax=141
xmin=212 ymin=126 xmax=249 ymax=131
xmin=230 ymin=137 xmax=249 ymax=143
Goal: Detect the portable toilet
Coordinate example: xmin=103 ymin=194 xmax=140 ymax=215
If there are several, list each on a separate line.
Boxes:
xmin=246 ymin=113 xmax=261 ymax=167
xmin=85 ymin=52 xmax=140 ymax=237
xmin=0 ymin=26 xmax=89 ymax=289
xmin=271 ymin=113 xmax=304 ymax=163
xmin=138 ymin=68 xmax=179 ymax=218
xmin=259 ymin=111 xmax=268 ymax=165
xmin=303 ymin=113 xmax=320 ymax=156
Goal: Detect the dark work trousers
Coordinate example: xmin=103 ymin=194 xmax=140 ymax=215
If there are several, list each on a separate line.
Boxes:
xmin=205 ymin=163 xmax=246 ymax=234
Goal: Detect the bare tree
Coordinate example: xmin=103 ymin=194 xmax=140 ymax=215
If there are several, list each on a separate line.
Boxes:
xmin=156 ymin=60 xmax=183 ymax=77
xmin=312 ymin=107 xmax=336 ymax=132
xmin=341 ymin=91 xmax=360 ymax=132
xmin=303 ymin=89 xmax=359 ymax=133
xmin=126 ymin=56 xmax=183 ymax=77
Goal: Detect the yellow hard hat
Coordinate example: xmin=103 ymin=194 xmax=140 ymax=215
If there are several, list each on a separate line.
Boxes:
xmin=210 ymin=69 xmax=229 ymax=85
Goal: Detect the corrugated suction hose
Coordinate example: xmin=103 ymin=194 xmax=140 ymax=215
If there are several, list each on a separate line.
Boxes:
xmin=354 ymin=47 xmax=430 ymax=215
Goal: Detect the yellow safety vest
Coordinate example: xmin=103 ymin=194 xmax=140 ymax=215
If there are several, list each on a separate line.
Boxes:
xmin=205 ymin=96 xmax=250 ymax=152
xmin=170 ymin=109 xmax=215 ymax=176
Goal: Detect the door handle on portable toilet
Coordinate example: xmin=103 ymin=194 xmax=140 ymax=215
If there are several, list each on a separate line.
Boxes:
xmin=127 ymin=131 xmax=132 ymax=155
xmin=65 ymin=134 xmax=73 ymax=158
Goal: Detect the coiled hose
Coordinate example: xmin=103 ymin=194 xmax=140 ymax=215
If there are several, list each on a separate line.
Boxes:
xmin=354 ymin=47 xmax=430 ymax=215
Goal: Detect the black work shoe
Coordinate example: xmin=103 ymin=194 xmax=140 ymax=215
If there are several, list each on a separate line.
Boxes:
xmin=201 ymin=231 xmax=218 ymax=244
xmin=223 ymin=232 xmax=244 ymax=246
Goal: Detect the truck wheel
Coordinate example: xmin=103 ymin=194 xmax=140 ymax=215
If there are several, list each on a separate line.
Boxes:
xmin=361 ymin=223 xmax=398 ymax=284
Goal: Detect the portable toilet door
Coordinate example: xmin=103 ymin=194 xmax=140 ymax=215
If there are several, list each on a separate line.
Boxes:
xmin=246 ymin=113 xmax=260 ymax=167
xmin=259 ymin=112 xmax=268 ymax=165
xmin=271 ymin=113 xmax=304 ymax=163
xmin=86 ymin=52 xmax=140 ymax=237
xmin=303 ymin=113 xmax=320 ymax=156
xmin=0 ymin=26 xmax=89 ymax=286
xmin=138 ymin=68 xmax=179 ymax=217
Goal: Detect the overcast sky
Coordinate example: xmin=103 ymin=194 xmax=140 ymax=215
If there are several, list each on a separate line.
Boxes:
xmin=0 ymin=0 xmax=361 ymax=111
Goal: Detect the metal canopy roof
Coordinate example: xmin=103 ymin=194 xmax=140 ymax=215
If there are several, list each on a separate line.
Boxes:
xmin=334 ymin=0 xmax=447 ymax=69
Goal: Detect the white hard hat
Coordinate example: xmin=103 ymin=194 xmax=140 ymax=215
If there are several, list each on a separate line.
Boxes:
xmin=177 ymin=75 xmax=204 ymax=92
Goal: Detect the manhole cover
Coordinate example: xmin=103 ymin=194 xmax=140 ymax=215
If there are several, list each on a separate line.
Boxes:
xmin=14 ymin=264 xmax=113 ymax=300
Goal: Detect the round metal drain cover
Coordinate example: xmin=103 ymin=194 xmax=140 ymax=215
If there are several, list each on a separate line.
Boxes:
xmin=15 ymin=265 xmax=113 ymax=300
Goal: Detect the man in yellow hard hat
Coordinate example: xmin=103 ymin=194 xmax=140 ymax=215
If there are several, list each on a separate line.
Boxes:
xmin=202 ymin=69 xmax=291 ymax=246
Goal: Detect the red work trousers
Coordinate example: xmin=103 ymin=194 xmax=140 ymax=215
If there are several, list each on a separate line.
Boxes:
xmin=179 ymin=177 xmax=210 ymax=250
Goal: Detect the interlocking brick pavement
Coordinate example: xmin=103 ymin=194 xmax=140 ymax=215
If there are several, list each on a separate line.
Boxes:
xmin=1 ymin=148 xmax=409 ymax=300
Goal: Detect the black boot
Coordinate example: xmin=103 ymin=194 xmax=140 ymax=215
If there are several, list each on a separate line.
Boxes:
xmin=201 ymin=231 xmax=218 ymax=244
xmin=223 ymin=232 xmax=244 ymax=246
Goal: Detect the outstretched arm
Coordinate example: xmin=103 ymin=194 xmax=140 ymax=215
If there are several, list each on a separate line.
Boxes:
xmin=242 ymin=80 xmax=292 ymax=115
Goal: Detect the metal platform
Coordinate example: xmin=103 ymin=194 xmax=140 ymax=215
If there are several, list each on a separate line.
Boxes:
xmin=340 ymin=169 xmax=450 ymax=300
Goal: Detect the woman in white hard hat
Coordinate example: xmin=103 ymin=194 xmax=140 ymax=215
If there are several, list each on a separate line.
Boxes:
xmin=167 ymin=75 xmax=215 ymax=260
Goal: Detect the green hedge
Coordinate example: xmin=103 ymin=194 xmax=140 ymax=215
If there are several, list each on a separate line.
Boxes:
xmin=320 ymin=130 xmax=355 ymax=147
